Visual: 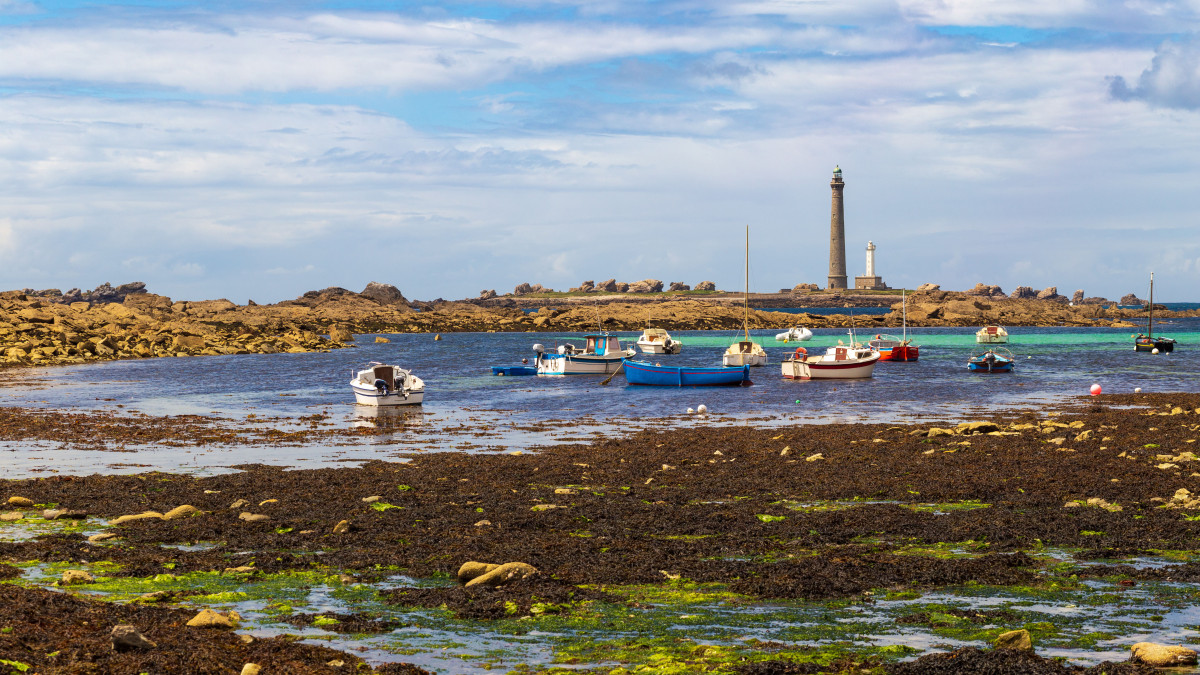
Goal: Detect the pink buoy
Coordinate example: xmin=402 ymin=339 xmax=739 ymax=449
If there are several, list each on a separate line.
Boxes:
xmin=1090 ymin=383 xmax=1102 ymax=396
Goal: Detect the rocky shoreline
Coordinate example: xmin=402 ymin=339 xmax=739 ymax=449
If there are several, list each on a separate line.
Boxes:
xmin=3 ymin=393 xmax=1200 ymax=672
xmin=3 ymin=281 xmax=1194 ymax=369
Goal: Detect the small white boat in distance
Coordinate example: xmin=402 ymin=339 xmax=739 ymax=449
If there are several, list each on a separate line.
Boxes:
xmin=781 ymin=337 xmax=880 ymax=380
xmin=351 ymin=362 xmax=425 ymax=406
xmin=775 ymin=326 xmax=813 ymax=342
xmin=535 ymin=334 xmax=635 ymax=375
xmin=976 ymin=325 xmax=1009 ymax=344
xmin=637 ymin=327 xmax=681 ymax=354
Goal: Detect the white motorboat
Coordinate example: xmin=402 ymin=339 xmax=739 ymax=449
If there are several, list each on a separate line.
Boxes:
xmin=775 ymin=326 xmax=813 ymax=342
xmin=636 ymin=327 xmax=681 ymax=354
xmin=535 ymin=334 xmax=635 ymax=375
xmin=351 ymin=362 xmax=425 ymax=406
xmin=781 ymin=329 xmax=880 ymax=380
xmin=976 ymin=326 xmax=1008 ymax=344
xmin=723 ymin=225 xmax=768 ymax=367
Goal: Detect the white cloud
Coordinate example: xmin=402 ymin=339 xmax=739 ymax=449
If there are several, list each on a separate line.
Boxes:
xmin=1110 ymin=37 xmax=1200 ymax=110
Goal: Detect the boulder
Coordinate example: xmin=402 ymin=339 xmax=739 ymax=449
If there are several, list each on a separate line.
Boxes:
xmin=360 ymin=281 xmax=408 ymax=306
xmin=966 ymin=283 xmax=1004 ymax=297
xmin=88 ymin=533 xmax=118 ymax=543
xmin=994 ymin=629 xmax=1032 ymax=650
xmin=569 ymin=280 xmax=596 ymax=293
xmin=61 ymin=570 xmax=95 ymax=585
xmin=1120 ymin=293 xmax=1145 ymax=306
xmin=242 ymin=665 xmax=262 ymax=675
xmin=627 ymin=279 xmax=663 ymax=293
xmin=111 ymin=625 xmax=156 ymax=651
xmin=596 ymin=279 xmax=619 ymax=292
xmin=457 ymin=561 xmax=500 ymax=584
xmin=332 ymin=519 xmax=351 ymax=533
xmin=463 ymin=561 xmax=539 ymax=588
xmin=163 ymin=505 xmax=200 ymax=520
xmin=915 ymin=283 xmax=940 ymax=292
xmin=238 ymin=512 xmax=270 ymax=522
xmin=0 ymin=512 xmax=22 ymax=521
xmin=1037 ymin=286 xmax=1068 ymax=303
xmin=792 ymin=283 xmax=820 ymax=292
xmin=186 ymin=609 xmax=237 ymax=629
xmin=694 ymin=281 xmax=716 ymax=291
xmin=6 ymin=496 xmax=34 ymax=507
xmin=668 ymin=282 xmax=690 ymax=291
xmin=479 ymin=289 xmax=497 ymax=300
xmin=328 ymin=325 xmax=354 ymax=342
xmin=229 ymin=499 xmax=249 ymax=509
xmin=955 ymin=421 xmax=1001 ymax=435
xmin=616 ymin=282 xmax=630 ymax=292
xmin=1072 ymin=289 xmax=1085 ymax=304
xmin=1131 ymin=642 xmax=1198 ymax=666
xmin=1009 ymin=286 xmax=1037 ymax=300
xmin=513 ymin=283 xmax=533 ymax=295
xmin=374 ymin=336 xmax=390 ymax=343
xmin=1081 ymin=296 xmax=1111 ymax=305
xmin=109 ymin=511 xmax=164 ymax=525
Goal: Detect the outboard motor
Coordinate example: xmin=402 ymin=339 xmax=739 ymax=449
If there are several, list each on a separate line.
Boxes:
xmin=532 ymin=343 xmax=545 ymax=355
xmin=557 ymin=345 xmax=567 ymax=355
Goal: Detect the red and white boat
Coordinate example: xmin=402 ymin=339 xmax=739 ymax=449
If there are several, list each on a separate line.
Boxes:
xmin=781 ymin=330 xmax=880 ymax=380
xmin=869 ymin=289 xmax=919 ymax=361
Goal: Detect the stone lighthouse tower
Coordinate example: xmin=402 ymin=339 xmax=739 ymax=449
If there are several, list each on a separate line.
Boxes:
xmin=827 ymin=166 xmax=847 ymax=289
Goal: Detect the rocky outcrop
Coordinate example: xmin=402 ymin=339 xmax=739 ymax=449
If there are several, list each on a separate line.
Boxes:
xmin=1121 ymin=293 xmax=1145 ymax=306
xmin=668 ymin=282 xmax=690 ymax=291
xmin=513 ymin=283 xmax=533 ymax=295
xmin=695 ymin=281 xmax=716 ymax=291
xmin=24 ymin=282 xmax=148 ymax=305
xmin=1131 ymin=642 xmax=1197 ymax=666
xmin=1080 ymin=296 xmax=1111 ymax=305
xmin=615 ymin=282 xmax=630 ymax=292
xmin=596 ymin=279 xmax=618 ymax=292
xmin=627 ymin=279 xmax=663 ymax=293
xmin=359 ymin=282 xmax=409 ymax=307
xmin=1009 ymin=286 xmax=1036 ymax=300
xmin=1036 ymin=286 xmax=1068 ymax=303
xmin=479 ymin=289 xmax=497 ymax=300
xmin=569 ymin=280 xmax=596 ymax=293
xmin=915 ymin=283 xmax=940 ymax=292
xmin=1072 ymin=289 xmax=1085 ymax=304
xmin=966 ymin=283 xmax=1005 ymax=298
xmin=792 ymin=283 xmax=820 ymax=292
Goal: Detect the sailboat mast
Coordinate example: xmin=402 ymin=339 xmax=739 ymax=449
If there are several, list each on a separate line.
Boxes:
xmin=743 ymin=225 xmax=750 ymax=340
xmin=901 ymin=288 xmax=907 ymax=342
xmin=1149 ymin=272 xmax=1154 ymax=339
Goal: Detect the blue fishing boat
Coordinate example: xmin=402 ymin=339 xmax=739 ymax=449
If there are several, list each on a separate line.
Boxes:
xmin=492 ymin=365 xmax=537 ymax=376
xmin=622 ymin=359 xmax=750 ymax=386
xmin=968 ymin=348 xmax=1014 ymax=373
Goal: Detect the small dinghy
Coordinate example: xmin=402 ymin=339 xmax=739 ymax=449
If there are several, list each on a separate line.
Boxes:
xmin=351 ymin=362 xmax=425 ymax=406
xmin=775 ymin=326 xmax=813 ymax=342
xmin=968 ymin=348 xmax=1014 ymax=373
xmin=623 ymin=360 xmax=750 ymax=386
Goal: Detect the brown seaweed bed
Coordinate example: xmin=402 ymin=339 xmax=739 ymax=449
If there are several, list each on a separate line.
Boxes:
xmin=3 ymin=392 xmax=1200 ymax=673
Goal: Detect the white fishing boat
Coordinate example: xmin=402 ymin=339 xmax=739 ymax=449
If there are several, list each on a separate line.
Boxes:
xmin=976 ymin=326 xmax=1008 ymax=344
xmin=636 ymin=327 xmax=681 ymax=354
xmin=781 ymin=329 xmax=880 ymax=380
xmin=723 ymin=225 xmax=768 ymax=367
xmin=775 ymin=326 xmax=813 ymax=342
xmin=350 ymin=362 xmax=425 ymax=406
xmin=535 ymin=334 xmax=635 ymax=375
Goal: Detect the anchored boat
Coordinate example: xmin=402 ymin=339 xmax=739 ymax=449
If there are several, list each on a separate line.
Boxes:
xmin=723 ymin=225 xmax=768 ymax=367
xmin=870 ymin=289 xmax=919 ymax=361
xmin=637 ymin=327 xmax=682 ymax=355
xmin=775 ymin=326 xmax=813 ymax=342
xmin=350 ymin=362 xmax=425 ymax=406
xmin=623 ymin=360 xmax=750 ymax=386
xmin=968 ymin=348 xmax=1014 ymax=373
xmin=534 ymin=334 xmax=635 ymax=375
xmin=781 ymin=329 xmax=880 ymax=380
xmin=1135 ymin=272 xmax=1176 ymax=353
xmin=976 ymin=326 xmax=1008 ymax=344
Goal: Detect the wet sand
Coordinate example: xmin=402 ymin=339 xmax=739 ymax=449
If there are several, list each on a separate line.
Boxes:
xmin=3 ymin=393 xmax=1199 ymax=672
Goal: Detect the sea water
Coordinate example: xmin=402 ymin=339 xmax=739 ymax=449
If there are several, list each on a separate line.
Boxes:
xmin=2 ymin=320 xmax=1198 ymax=475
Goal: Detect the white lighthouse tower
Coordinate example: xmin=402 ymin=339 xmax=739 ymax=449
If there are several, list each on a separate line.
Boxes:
xmin=854 ymin=240 xmax=888 ymax=290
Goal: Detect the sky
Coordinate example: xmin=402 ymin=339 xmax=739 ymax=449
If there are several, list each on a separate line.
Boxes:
xmin=0 ymin=1 xmax=1198 ymax=303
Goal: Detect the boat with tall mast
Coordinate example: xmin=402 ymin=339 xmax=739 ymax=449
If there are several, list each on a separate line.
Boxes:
xmin=870 ymin=289 xmax=919 ymax=361
xmin=723 ymin=226 xmax=768 ymax=367
xmin=1135 ymin=272 xmax=1176 ymax=353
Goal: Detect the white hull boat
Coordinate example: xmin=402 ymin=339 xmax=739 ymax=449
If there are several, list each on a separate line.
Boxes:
xmin=535 ymin=334 xmax=635 ymax=375
xmin=976 ymin=326 xmax=1008 ymax=344
xmin=723 ymin=340 xmax=768 ymax=367
xmin=781 ymin=330 xmax=879 ymax=380
xmin=637 ymin=327 xmax=682 ymax=354
xmin=351 ymin=363 xmax=425 ymax=406
xmin=775 ymin=327 xmax=813 ymax=342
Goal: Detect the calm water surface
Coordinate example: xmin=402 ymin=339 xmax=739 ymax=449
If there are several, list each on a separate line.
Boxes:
xmin=3 ymin=320 xmax=1198 ymax=475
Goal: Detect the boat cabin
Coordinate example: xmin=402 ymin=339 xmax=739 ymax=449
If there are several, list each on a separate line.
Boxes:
xmin=734 ymin=340 xmax=756 ymax=354
xmin=585 ymin=335 xmax=622 ymax=355
xmin=640 ymin=328 xmax=669 ymax=342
